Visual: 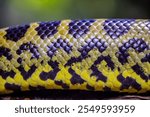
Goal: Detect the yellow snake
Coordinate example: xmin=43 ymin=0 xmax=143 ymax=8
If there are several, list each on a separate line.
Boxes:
xmin=0 ymin=19 xmax=150 ymax=94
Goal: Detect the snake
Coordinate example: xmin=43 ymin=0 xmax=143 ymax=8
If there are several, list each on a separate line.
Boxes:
xmin=0 ymin=19 xmax=150 ymax=94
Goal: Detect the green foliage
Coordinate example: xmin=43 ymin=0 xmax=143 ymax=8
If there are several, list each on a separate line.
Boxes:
xmin=11 ymin=0 xmax=71 ymax=21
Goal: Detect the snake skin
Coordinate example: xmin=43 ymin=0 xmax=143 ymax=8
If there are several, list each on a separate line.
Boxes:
xmin=0 ymin=19 xmax=150 ymax=94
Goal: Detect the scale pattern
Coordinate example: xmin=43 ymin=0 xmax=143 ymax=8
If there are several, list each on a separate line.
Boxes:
xmin=0 ymin=19 xmax=150 ymax=94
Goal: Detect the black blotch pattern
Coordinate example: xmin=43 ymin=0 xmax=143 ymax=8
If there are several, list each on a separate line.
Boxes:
xmin=54 ymin=81 xmax=69 ymax=89
xmin=65 ymin=56 xmax=89 ymax=66
xmin=132 ymin=64 xmax=149 ymax=82
xmin=17 ymin=57 xmax=22 ymax=64
xmin=47 ymin=38 xmax=72 ymax=58
xmin=18 ymin=65 xmax=37 ymax=80
xmin=0 ymin=46 xmax=12 ymax=60
xmin=5 ymin=83 xmax=21 ymax=91
xmin=29 ymin=85 xmax=45 ymax=90
xmin=0 ymin=69 xmax=15 ymax=79
xmin=90 ymin=55 xmax=115 ymax=82
xmin=86 ymin=84 xmax=94 ymax=90
xmin=103 ymin=19 xmax=135 ymax=39
xmin=117 ymin=38 xmax=149 ymax=64
xmin=93 ymin=55 xmax=115 ymax=70
xmin=68 ymin=68 xmax=85 ymax=85
xmin=16 ymin=42 xmax=40 ymax=59
xmin=69 ymin=19 xmax=95 ymax=38
xmin=103 ymin=86 xmax=111 ymax=91
xmin=79 ymin=38 xmax=107 ymax=58
xmin=103 ymin=56 xmax=115 ymax=70
xmin=36 ymin=21 xmax=60 ymax=39
xmin=65 ymin=38 xmax=108 ymax=67
xmin=5 ymin=24 xmax=29 ymax=41
xmin=91 ymin=65 xmax=107 ymax=82
xmin=117 ymin=74 xmax=141 ymax=90
xmin=141 ymin=53 xmax=150 ymax=62
xmin=39 ymin=61 xmax=60 ymax=80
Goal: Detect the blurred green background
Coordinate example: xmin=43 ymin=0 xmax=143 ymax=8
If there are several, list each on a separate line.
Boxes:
xmin=0 ymin=0 xmax=150 ymax=28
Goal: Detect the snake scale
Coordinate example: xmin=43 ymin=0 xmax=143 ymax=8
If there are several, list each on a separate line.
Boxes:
xmin=0 ymin=19 xmax=150 ymax=94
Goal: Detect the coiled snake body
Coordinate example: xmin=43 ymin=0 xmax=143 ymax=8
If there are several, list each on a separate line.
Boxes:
xmin=0 ymin=19 xmax=150 ymax=94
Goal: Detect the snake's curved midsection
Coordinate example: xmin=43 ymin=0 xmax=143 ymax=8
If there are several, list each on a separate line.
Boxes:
xmin=0 ymin=19 xmax=150 ymax=94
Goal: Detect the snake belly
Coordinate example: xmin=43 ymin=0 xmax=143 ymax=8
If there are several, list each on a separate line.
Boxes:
xmin=0 ymin=19 xmax=150 ymax=94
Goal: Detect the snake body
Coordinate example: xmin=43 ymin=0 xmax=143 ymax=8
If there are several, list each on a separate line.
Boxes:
xmin=0 ymin=19 xmax=150 ymax=94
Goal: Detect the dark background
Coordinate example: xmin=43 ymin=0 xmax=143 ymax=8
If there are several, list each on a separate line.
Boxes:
xmin=0 ymin=0 xmax=150 ymax=28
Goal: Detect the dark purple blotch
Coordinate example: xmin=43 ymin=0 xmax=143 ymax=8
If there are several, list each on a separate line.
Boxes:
xmin=5 ymin=24 xmax=29 ymax=41
xmin=47 ymin=38 xmax=72 ymax=58
xmin=141 ymin=53 xmax=150 ymax=62
xmin=132 ymin=64 xmax=149 ymax=82
xmin=36 ymin=21 xmax=60 ymax=39
xmin=65 ymin=38 xmax=108 ymax=66
xmin=69 ymin=19 xmax=95 ymax=38
xmin=39 ymin=61 xmax=60 ymax=81
xmin=117 ymin=74 xmax=141 ymax=90
xmin=117 ymin=38 xmax=149 ymax=64
xmin=78 ymin=38 xmax=107 ymax=57
xmin=103 ymin=19 xmax=135 ymax=39
xmin=16 ymin=42 xmax=40 ymax=59
xmin=0 ymin=69 xmax=15 ymax=79
xmin=5 ymin=83 xmax=21 ymax=91
xmin=55 ymin=80 xmax=69 ymax=89
xmin=18 ymin=65 xmax=37 ymax=80
xmin=68 ymin=68 xmax=85 ymax=85
xmin=0 ymin=46 xmax=12 ymax=60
